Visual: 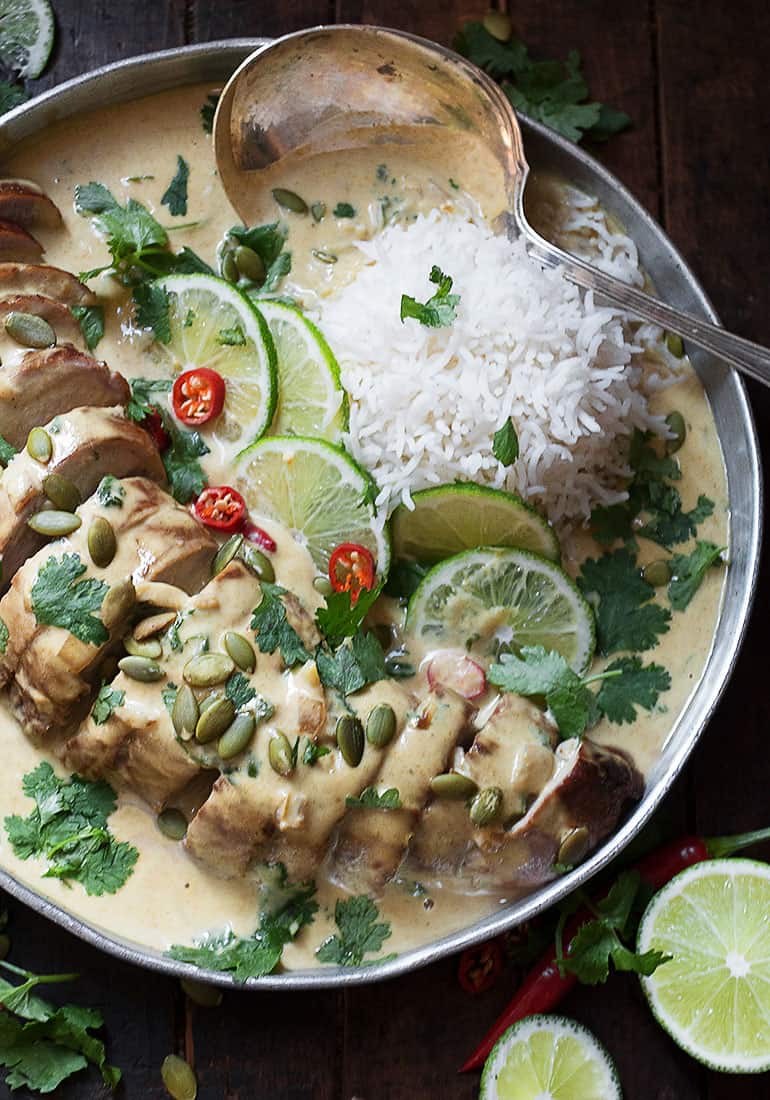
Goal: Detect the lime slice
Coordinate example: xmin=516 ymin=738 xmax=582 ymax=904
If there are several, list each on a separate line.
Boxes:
xmin=638 ymin=858 xmax=770 ymax=1073
xmin=407 ymin=547 xmax=594 ymax=671
xmin=233 ymin=435 xmax=390 ymax=575
xmin=155 ymin=274 xmax=277 ymax=465
xmin=0 ymin=0 xmax=54 ymax=78
xmin=257 ymin=300 xmax=348 ymax=441
xmin=391 ymin=484 xmax=560 ymax=565
xmin=480 ymin=1015 xmax=622 ymax=1100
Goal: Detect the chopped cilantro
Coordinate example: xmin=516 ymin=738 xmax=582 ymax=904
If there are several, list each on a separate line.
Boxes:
xmin=162 ymin=422 xmax=209 ymax=504
xmin=668 ymin=541 xmax=725 ymax=611
xmin=333 ymin=202 xmax=356 ymax=218
xmin=400 ymin=265 xmax=460 ymax=328
xmin=4 ymin=763 xmax=138 ymax=896
xmin=638 ymin=493 xmax=714 ymax=549
xmin=0 ymin=617 xmax=7 ymax=655
xmin=30 ymin=554 xmax=109 ymax=647
xmin=161 ymin=683 xmax=178 ymax=714
xmin=0 ymin=431 xmax=17 ymax=467
xmin=200 ymin=92 xmax=220 ymax=134
xmin=316 ymin=895 xmax=393 ymax=967
xmin=315 ymin=632 xmax=386 ymax=696
xmin=315 ymin=584 xmax=381 ymax=649
xmin=225 ymin=222 xmax=291 ymax=291
xmin=218 ymin=324 xmax=246 ymax=346
xmin=125 ymin=376 xmax=172 ymax=422
xmin=91 ymin=683 xmax=125 ymax=726
xmin=345 ymin=787 xmax=401 ymax=810
xmin=95 ymin=475 xmax=124 ymax=508
xmin=251 ymin=583 xmax=311 ymax=668
xmin=132 ymin=282 xmax=170 ymax=343
xmin=578 ymin=548 xmax=671 ymax=655
xmin=302 ymin=740 xmax=331 ymax=766
xmin=70 ymin=304 xmax=104 ymax=350
xmin=224 ymin=671 xmax=255 ymax=711
xmin=493 ymin=417 xmax=519 ymax=465
xmin=161 ymin=155 xmax=189 ymax=217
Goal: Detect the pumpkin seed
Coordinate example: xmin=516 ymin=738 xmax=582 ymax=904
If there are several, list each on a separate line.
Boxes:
xmin=161 ymin=1054 xmax=197 ymax=1100
xmin=198 ymin=690 xmax=223 ymax=715
xmin=268 ymin=731 xmax=295 ymax=776
xmin=87 ymin=516 xmax=117 ymax=568
xmin=28 ymin=509 xmax=81 ymax=537
xmin=124 ymin=635 xmax=162 ymax=659
xmin=557 ymin=826 xmax=590 ymax=867
xmin=119 ymin=655 xmax=164 ymax=682
xmin=195 ymin=696 xmax=235 ymax=743
xmin=469 ymin=786 xmax=503 ymax=827
xmin=180 ymin=978 xmax=222 ymax=1008
xmin=172 ymin=683 xmax=199 ymax=738
xmin=310 ymin=201 xmax=326 ymax=222
xmin=134 ymin=611 xmax=176 ymax=641
xmin=272 ymin=187 xmax=308 ymax=215
xmin=430 ymin=772 xmax=478 ymax=800
xmin=483 ymin=9 xmax=512 ymax=41
xmin=311 ymin=249 xmax=338 ymax=264
xmin=184 ymin=652 xmax=234 ymax=688
xmin=211 ymin=533 xmax=243 ymax=576
xmin=184 ymin=634 xmax=209 ymax=658
xmin=365 ymin=703 xmax=397 ymax=748
xmin=221 ymin=250 xmax=239 ymax=284
xmin=312 ymin=575 xmax=333 ymax=596
xmin=156 ymin=808 xmax=188 ymax=841
xmin=101 ymin=578 xmax=136 ymax=629
xmin=665 ymin=410 xmax=686 ymax=454
xmin=666 ymin=332 xmax=685 ymax=358
xmin=223 ymin=631 xmax=255 ymax=672
xmin=5 ymin=311 xmax=55 ymax=349
xmin=42 ymin=473 xmax=81 ymax=512
xmin=217 ymin=712 xmax=256 ymax=760
xmin=238 ymin=542 xmax=275 ymax=582
xmin=26 ymin=426 xmax=52 ymax=463
xmin=234 ymin=245 xmax=265 ymax=283
xmin=643 ymin=559 xmax=671 ymax=588
xmin=336 ymin=714 xmax=364 ymax=767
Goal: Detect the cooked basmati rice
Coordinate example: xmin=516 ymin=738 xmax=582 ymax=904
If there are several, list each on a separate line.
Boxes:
xmin=318 ymin=205 xmax=684 ymax=527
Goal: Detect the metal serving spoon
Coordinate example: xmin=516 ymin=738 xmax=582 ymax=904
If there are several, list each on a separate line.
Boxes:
xmin=214 ymin=24 xmax=770 ymax=383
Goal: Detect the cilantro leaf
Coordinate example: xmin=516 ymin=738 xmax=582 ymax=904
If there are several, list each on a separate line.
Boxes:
xmin=488 ymin=646 xmax=598 ymax=739
xmin=333 ymin=202 xmax=356 ymax=218
xmin=400 ymin=265 xmax=460 ymax=328
xmin=224 ymin=671 xmax=256 ymax=711
xmin=315 ymin=583 xmax=381 ymax=649
xmin=91 ymin=683 xmax=125 ymax=726
xmin=132 ymin=282 xmax=170 ymax=343
xmin=74 ymin=182 xmax=118 ymax=215
xmin=578 ymin=548 xmax=670 ymax=655
xmin=302 ymin=740 xmax=331 ymax=766
xmin=345 ymin=787 xmax=401 ymax=809
xmin=218 ymin=324 xmax=246 ymax=346
xmin=95 ymin=475 xmax=124 ymax=508
xmin=172 ymin=246 xmax=215 ymax=276
xmin=668 ymin=541 xmax=725 ymax=611
xmin=70 ymin=304 xmax=104 ymax=350
xmin=226 ymin=222 xmax=292 ymax=291
xmin=315 ymin=895 xmax=392 ymax=967
xmin=30 ymin=554 xmax=109 ymax=646
xmin=161 ymin=155 xmax=189 ymax=217
xmin=0 ymin=617 xmax=8 ymax=655
xmin=315 ymin=632 xmax=386 ymax=696
xmin=638 ymin=493 xmax=714 ymax=549
xmin=0 ymin=81 xmax=26 ymax=115
xmin=0 ymin=430 xmax=17 ymax=467
xmin=595 ymin=657 xmax=671 ymax=724
xmin=493 ymin=418 xmax=519 ymax=465
xmin=161 ymin=683 xmax=177 ymax=714
xmin=126 ymin=376 xmax=172 ymax=422
xmin=200 ymin=92 xmax=220 ymax=134
xmin=251 ymin=583 xmax=311 ymax=668
xmin=4 ymin=763 xmax=138 ymax=896
xmin=162 ymin=422 xmax=209 ymax=504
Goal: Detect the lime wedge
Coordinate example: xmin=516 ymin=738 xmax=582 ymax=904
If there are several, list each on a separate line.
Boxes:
xmin=0 ymin=0 xmax=54 ymax=78
xmin=155 ymin=274 xmax=277 ymax=465
xmin=638 ymin=858 xmax=770 ymax=1073
xmin=407 ymin=547 xmax=594 ymax=672
xmin=233 ymin=435 xmax=390 ymax=576
xmin=257 ymin=300 xmax=348 ymax=441
xmin=391 ymin=484 xmax=560 ymax=564
xmin=480 ymin=1015 xmax=622 ymax=1100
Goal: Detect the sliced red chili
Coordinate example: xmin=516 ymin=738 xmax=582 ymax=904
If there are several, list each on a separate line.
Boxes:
xmin=242 ymin=521 xmax=277 ymax=554
xmin=142 ymin=407 xmax=170 ymax=452
xmin=328 ymin=542 xmax=375 ymax=606
xmin=172 ymin=367 xmax=226 ymax=426
xmin=458 ymin=939 xmax=504 ymax=995
xmin=193 ymin=486 xmax=246 ymax=533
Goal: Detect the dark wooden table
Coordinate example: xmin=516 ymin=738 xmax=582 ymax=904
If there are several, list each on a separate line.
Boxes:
xmin=3 ymin=2 xmax=769 ymax=1097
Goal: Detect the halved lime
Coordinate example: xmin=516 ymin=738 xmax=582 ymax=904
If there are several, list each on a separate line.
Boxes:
xmin=155 ymin=274 xmax=277 ymax=465
xmin=0 ymin=0 xmax=54 ymax=78
xmin=480 ymin=1015 xmax=622 ymax=1100
xmin=257 ymin=300 xmax=348 ymax=441
xmin=638 ymin=858 xmax=770 ymax=1073
xmin=391 ymin=484 xmax=560 ymax=565
xmin=233 ymin=435 xmax=390 ymax=576
xmin=407 ymin=547 xmax=594 ymax=671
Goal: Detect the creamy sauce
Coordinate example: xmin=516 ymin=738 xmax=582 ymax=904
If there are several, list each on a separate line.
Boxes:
xmin=0 ymin=83 xmax=728 ymax=970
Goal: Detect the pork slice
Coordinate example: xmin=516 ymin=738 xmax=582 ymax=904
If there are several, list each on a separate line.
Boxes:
xmin=0 ymin=345 xmax=129 ymax=448
xmin=0 ymin=407 xmax=165 ymax=587
xmin=0 ymin=182 xmax=62 ymax=229
xmin=0 ymin=294 xmax=86 ymax=350
xmin=0 ymin=220 xmax=44 ymax=263
xmin=0 ymin=263 xmax=95 ymax=306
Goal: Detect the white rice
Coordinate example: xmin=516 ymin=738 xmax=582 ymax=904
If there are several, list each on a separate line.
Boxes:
xmin=317 ymin=206 xmax=683 ymax=526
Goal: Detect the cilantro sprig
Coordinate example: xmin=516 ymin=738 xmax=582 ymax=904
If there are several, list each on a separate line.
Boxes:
xmin=578 ymin=548 xmax=671 ymax=656
xmin=400 ymin=265 xmax=460 ymax=328
xmin=161 ymin=155 xmax=189 ymax=217
xmin=224 ymin=223 xmax=291 ymax=292
xmin=315 ymin=895 xmax=393 ymax=968
xmin=126 ymin=377 xmax=209 ymax=503
xmin=668 ymin=541 xmax=725 ymax=611
xmin=30 ymin=554 xmax=109 ymax=647
xmin=91 ymin=683 xmax=125 ymax=726
xmin=251 ymin=583 xmax=311 ymax=668
xmin=315 ymin=632 xmax=387 ymax=697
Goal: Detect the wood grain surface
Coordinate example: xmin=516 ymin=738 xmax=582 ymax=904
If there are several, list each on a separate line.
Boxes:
xmin=3 ymin=1 xmax=769 ymax=1097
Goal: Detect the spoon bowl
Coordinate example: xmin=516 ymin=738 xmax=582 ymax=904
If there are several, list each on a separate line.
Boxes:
xmin=215 ymin=24 xmax=770 ymax=382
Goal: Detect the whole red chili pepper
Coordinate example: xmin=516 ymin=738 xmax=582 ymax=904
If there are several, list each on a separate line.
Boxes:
xmin=459 ymin=824 xmax=770 ymax=1072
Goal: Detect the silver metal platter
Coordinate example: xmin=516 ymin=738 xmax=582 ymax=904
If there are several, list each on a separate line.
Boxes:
xmin=0 ymin=39 xmax=761 ymax=990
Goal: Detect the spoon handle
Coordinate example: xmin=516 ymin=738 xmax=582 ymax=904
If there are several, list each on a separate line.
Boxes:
xmin=526 ymin=234 xmax=770 ymax=387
